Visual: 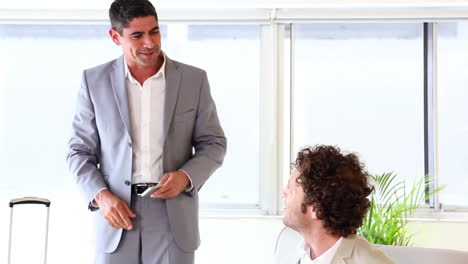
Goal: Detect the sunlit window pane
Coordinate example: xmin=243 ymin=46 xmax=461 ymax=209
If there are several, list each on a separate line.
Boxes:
xmin=437 ymin=22 xmax=468 ymax=206
xmin=292 ymin=23 xmax=424 ymax=185
xmin=163 ymin=24 xmax=261 ymax=205
xmin=0 ymin=23 xmax=122 ymax=264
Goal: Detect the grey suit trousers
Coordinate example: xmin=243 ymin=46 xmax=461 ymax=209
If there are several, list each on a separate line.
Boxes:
xmin=95 ymin=194 xmax=194 ymax=264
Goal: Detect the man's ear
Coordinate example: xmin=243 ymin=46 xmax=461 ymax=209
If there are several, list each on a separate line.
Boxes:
xmin=109 ymin=28 xmax=121 ymax=46
xmin=308 ymin=205 xmax=318 ymax=220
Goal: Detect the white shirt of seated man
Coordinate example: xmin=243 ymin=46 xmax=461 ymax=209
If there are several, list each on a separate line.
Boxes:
xmin=298 ymin=237 xmax=343 ymax=264
xmin=282 ymin=169 xmax=343 ymax=264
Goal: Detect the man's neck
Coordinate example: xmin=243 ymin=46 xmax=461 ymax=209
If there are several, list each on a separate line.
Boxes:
xmin=127 ymin=55 xmax=164 ymax=85
xmin=300 ymin=228 xmax=340 ymax=260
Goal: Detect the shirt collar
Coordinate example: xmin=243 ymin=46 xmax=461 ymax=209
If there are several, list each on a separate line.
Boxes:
xmin=297 ymin=237 xmax=344 ymax=263
xmin=297 ymin=239 xmax=308 ymax=256
xmin=124 ymin=52 xmax=166 ymax=83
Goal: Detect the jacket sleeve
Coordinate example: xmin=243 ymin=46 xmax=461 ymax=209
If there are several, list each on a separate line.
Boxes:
xmin=66 ymin=70 xmax=107 ymax=210
xmin=180 ymin=71 xmax=227 ymax=196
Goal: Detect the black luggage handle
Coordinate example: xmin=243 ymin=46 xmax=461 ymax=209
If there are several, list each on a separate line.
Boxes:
xmin=9 ymin=197 xmax=51 ymax=207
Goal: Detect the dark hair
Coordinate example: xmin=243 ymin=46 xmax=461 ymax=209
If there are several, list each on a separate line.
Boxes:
xmin=294 ymin=145 xmax=373 ymax=237
xmin=109 ymin=0 xmax=158 ymax=35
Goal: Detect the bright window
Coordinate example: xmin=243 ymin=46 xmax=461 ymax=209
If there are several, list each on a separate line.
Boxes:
xmin=292 ymin=23 xmax=425 ymax=185
xmin=437 ymin=22 xmax=468 ymax=206
xmin=163 ymin=24 xmax=261 ymax=205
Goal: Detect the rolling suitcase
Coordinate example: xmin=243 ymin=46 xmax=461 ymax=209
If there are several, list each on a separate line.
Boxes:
xmin=8 ymin=197 xmax=51 ymax=264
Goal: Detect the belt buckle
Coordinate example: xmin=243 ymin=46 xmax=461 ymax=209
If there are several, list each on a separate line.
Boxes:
xmin=133 ymin=183 xmax=157 ymax=195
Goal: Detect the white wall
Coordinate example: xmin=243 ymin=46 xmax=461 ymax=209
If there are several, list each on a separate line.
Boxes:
xmin=408 ymin=220 xmax=468 ymax=251
xmin=198 ymin=217 xmax=284 ymax=264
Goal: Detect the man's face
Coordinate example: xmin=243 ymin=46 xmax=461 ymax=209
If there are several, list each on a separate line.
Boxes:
xmin=109 ymin=15 xmax=162 ymax=68
xmin=282 ymin=169 xmax=309 ymax=231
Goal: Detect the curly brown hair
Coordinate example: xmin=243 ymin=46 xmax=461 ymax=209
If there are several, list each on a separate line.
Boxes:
xmin=294 ymin=145 xmax=373 ymax=237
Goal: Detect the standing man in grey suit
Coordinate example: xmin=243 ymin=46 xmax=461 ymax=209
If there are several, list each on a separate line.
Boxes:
xmin=66 ymin=0 xmax=226 ymax=263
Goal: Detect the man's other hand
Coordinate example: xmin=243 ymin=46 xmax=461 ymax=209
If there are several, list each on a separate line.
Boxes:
xmin=95 ymin=189 xmax=136 ymax=230
xmin=152 ymin=170 xmax=190 ymax=199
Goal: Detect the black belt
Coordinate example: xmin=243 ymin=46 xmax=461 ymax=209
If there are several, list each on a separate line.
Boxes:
xmin=132 ymin=183 xmax=158 ymax=195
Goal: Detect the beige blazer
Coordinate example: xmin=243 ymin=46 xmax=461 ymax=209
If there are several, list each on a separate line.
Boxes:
xmin=330 ymin=235 xmax=396 ymax=264
xmin=274 ymin=227 xmax=395 ymax=264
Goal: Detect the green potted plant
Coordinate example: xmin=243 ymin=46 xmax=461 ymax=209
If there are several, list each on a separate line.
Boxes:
xmin=358 ymin=172 xmax=446 ymax=246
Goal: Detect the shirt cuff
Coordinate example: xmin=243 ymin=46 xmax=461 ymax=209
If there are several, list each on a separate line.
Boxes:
xmin=179 ymin=169 xmax=194 ymax=192
xmin=90 ymin=188 xmax=107 ymax=208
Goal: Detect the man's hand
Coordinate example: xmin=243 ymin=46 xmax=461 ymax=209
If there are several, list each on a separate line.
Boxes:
xmin=95 ymin=189 xmax=136 ymax=230
xmin=152 ymin=170 xmax=190 ymax=199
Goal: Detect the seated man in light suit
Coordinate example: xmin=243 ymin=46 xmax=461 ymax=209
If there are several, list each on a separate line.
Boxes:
xmin=279 ymin=145 xmax=395 ymax=264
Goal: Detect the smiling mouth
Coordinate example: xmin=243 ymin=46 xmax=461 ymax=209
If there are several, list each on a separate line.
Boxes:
xmin=139 ymin=48 xmax=158 ymax=56
xmin=140 ymin=51 xmax=155 ymax=57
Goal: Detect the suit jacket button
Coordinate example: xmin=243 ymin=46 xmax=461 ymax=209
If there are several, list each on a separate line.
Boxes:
xmin=125 ymin=180 xmax=131 ymax=186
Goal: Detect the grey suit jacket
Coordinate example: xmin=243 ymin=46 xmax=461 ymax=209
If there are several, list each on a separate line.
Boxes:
xmin=66 ymin=55 xmax=227 ymax=253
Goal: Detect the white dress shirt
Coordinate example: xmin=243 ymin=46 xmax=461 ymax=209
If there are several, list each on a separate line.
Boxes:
xmin=125 ymin=55 xmax=193 ymax=189
xmin=298 ymin=237 xmax=343 ymax=264
xmin=125 ymin=56 xmax=166 ymax=184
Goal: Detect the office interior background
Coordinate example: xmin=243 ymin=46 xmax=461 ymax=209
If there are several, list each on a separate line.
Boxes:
xmin=1 ymin=0 xmax=468 ymax=263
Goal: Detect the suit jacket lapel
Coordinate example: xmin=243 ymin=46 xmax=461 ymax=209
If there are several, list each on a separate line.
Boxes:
xmin=331 ymin=236 xmax=357 ymax=264
xmin=163 ymin=57 xmax=181 ymax=141
xmin=110 ymin=56 xmax=132 ymax=138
